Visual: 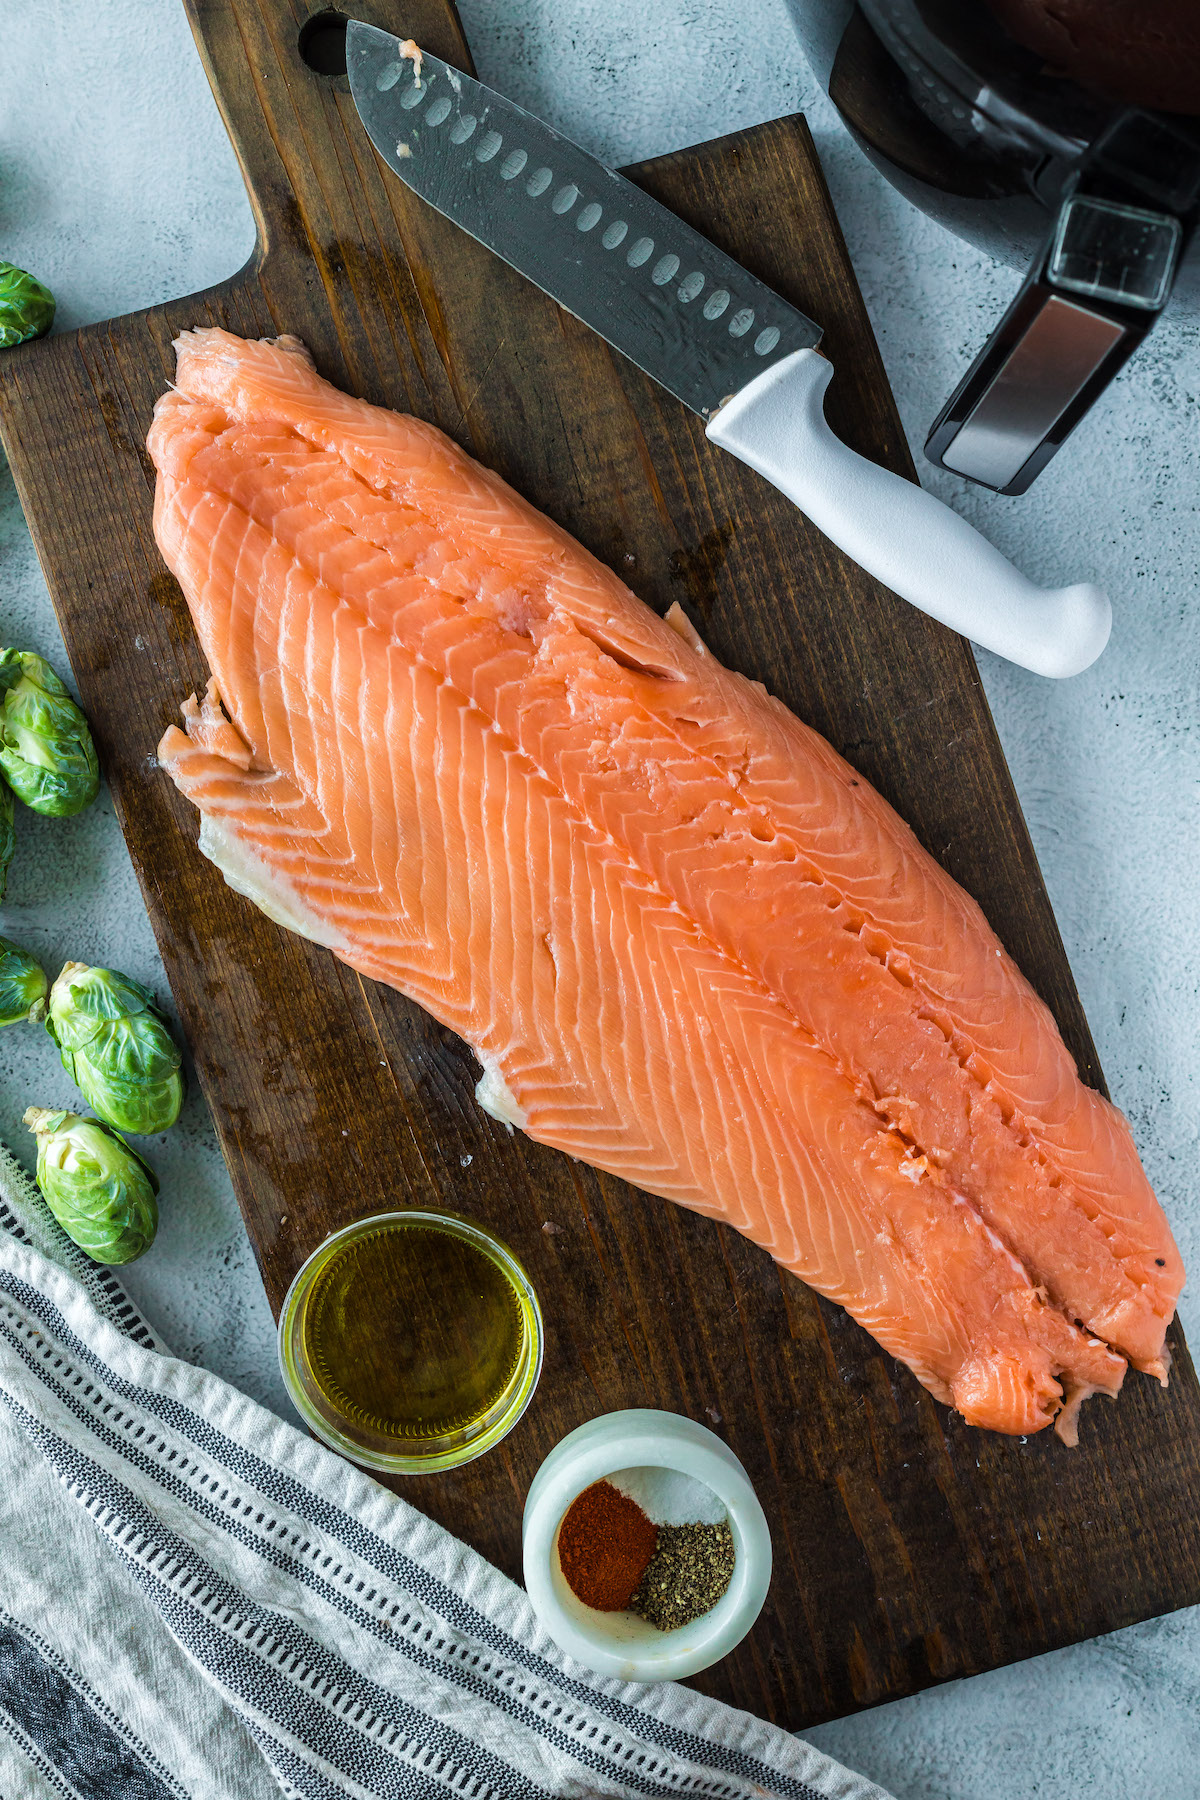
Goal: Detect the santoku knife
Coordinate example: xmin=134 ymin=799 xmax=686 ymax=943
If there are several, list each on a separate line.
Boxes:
xmin=347 ymin=23 xmax=1110 ymax=678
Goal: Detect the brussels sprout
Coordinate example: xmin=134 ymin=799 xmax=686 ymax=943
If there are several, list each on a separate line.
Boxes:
xmin=0 ymin=780 xmax=13 ymax=901
xmin=0 ymin=263 xmax=55 ymax=351
xmin=0 ymin=936 xmax=47 ymax=1026
xmin=0 ymin=649 xmax=99 ymax=816
xmin=24 ymin=1106 xmax=158 ymax=1265
xmin=47 ymin=962 xmax=184 ymax=1135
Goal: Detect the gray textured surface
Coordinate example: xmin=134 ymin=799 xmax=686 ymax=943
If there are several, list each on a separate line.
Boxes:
xmin=3 ymin=3 xmax=1199 ymax=1794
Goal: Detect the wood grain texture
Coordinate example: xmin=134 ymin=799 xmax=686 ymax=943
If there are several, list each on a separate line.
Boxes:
xmin=2 ymin=0 xmax=1199 ymax=1731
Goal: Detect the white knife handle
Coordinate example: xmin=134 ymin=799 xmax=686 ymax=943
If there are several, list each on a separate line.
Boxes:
xmin=706 ymin=348 xmax=1111 ymax=678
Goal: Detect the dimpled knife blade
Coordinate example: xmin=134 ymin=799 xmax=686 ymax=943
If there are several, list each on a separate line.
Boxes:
xmin=346 ymin=23 xmax=822 ymax=418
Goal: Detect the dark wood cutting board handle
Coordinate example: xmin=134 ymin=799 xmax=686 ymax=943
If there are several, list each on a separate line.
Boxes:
xmin=182 ymin=0 xmax=475 ymax=356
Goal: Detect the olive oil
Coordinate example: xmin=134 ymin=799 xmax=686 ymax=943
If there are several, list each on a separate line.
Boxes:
xmin=279 ymin=1211 xmax=543 ymax=1472
xmin=308 ymin=1223 xmax=524 ymax=1436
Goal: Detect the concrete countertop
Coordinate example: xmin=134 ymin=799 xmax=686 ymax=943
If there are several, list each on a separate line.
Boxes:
xmin=3 ymin=3 xmax=1198 ymax=1794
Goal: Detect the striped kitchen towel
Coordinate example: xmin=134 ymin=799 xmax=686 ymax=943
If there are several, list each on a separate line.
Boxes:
xmin=0 ymin=1154 xmax=892 ymax=1800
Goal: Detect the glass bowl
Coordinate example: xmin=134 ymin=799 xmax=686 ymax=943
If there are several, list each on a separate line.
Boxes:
xmin=278 ymin=1208 xmax=543 ymax=1474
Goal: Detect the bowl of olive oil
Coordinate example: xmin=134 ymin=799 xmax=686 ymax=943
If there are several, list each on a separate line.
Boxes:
xmin=278 ymin=1209 xmax=543 ymax=1472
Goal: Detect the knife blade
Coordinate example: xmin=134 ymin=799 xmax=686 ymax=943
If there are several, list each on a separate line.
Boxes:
xmin=346 ymin=22 xmax=1111 ymax=678
xmin=346 ymin=23 xmax=820 ymax=419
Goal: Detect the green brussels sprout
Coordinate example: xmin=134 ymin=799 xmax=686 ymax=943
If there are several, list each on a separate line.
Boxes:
xmin=0 ymin=780 xmax=13 ymax=901
xmin=0 ymin=263 xmax=55 ymax=350
xmin=0 ymin=649 xmax=99 ymax=816
xmin=47 ymin=962 xmax=184 ymax=1135
xmin=24 ymin=1106 xmax=158 ymax=1265
xmin=0 ymin=936 xmax=47 ymax=1026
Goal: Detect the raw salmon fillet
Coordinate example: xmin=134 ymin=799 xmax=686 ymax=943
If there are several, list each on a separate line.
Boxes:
xmin=150 ymin=329 xmax=1183 ymax=1440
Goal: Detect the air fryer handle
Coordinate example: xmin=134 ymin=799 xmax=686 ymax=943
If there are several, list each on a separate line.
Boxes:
xmin=925 ymin=278 xmax=1148 ymax=496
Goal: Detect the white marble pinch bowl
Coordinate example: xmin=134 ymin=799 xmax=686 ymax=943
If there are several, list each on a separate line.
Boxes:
xmin=522 ymin=1409 xmax=772 ymax=1681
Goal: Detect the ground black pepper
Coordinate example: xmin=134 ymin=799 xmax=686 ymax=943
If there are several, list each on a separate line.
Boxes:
xmin=630 ymin=1519 xmax=735 ymax=1631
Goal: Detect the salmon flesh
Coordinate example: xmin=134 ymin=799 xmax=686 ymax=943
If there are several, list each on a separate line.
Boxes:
xmin=150 ymin=330 xmax=1183 ymax=1441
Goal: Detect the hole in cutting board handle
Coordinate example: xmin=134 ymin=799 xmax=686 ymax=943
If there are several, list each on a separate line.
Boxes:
xmin=299 ymin=10 xmax=349 ymax=79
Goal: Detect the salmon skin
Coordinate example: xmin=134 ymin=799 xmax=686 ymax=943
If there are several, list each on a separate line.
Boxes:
xmin=150 ymin=329 xmax=1183 ymax=1442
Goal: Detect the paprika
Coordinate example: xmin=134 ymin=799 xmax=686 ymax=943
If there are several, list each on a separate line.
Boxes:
xmin=556 ymin=1480 xmax=658 ymax=1611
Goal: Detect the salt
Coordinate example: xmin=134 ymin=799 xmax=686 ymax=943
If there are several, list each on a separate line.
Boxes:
xmin=608 ymin=1464 xmax=727 ymax=1528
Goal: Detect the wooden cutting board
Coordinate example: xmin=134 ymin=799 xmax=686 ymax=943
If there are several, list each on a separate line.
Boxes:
xmin=3 ymin=0 xmax=1199 ymax=1732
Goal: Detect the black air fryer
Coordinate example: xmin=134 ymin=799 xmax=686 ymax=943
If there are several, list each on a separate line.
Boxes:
xmin=790 ymin=0 xmax=1200 ymax=492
